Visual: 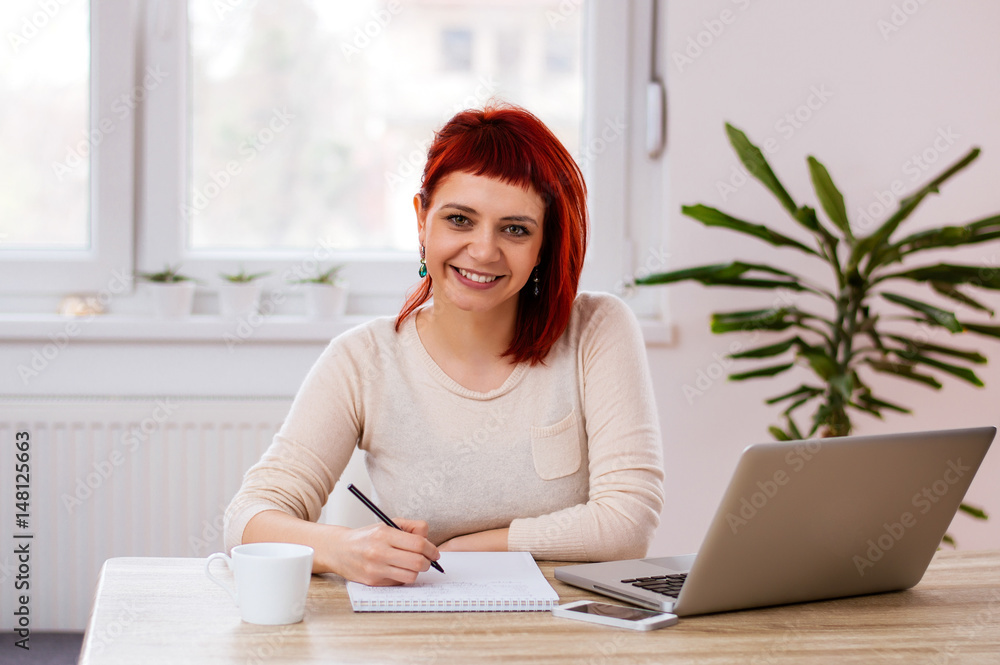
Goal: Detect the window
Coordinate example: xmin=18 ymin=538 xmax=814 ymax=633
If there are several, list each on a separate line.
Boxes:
xmin=5 ymin=0 xmax=667 ymax=328
xmin=0 ymin=0 xmax=135 ymax=296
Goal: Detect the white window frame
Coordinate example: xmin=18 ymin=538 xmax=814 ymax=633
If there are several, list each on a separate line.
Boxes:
xmin=2 ymin=0 xmax=669 ymax=331
xmin=139 ymin=0 xmax=667 ymax=318
xmin=0 ymin=0 xmax=136 ymax=296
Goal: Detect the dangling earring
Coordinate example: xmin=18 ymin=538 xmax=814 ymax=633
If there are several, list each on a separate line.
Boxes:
xmin=418 ymin=245 xmax=427 ymax=278
xmin=533 ymin=266 xmax=540 ymax=297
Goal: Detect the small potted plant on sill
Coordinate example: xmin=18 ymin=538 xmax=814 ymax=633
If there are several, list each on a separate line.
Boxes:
xmin=291 ymin=265 xmax=347 ymax=320
xmin=137 ymin=264 xmax=198 ymax=319
xmin=218 ymin=266 xmax=270 ymax=318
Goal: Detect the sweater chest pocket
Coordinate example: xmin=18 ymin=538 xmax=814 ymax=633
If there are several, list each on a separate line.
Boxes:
xmin=530 ymin=411 xmax=582 ymax=480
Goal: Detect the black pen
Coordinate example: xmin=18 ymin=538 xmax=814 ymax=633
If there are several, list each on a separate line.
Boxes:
xmin=347 ymin=483 xmax=445 ymax=573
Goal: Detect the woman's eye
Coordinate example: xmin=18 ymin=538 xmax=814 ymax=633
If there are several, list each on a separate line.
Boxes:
xmin=505 ymin=225 xmax=529 ymax=237
xmin=447 ymin=214 xmax=471 ymax=226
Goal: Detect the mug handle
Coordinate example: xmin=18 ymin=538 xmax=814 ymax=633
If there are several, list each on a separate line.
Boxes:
xmin=205 ymin=552 xmax=239 ymax=605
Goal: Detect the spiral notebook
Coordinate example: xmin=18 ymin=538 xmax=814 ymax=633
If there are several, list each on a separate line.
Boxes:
xmin=347 ymin=552 xmax=559 ymax=612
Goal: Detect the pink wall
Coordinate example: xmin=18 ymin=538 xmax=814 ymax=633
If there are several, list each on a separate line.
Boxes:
xmin=648 ymin=0 xmax=1000 ymax=555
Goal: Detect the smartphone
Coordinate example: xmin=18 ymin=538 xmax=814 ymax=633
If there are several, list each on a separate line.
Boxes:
xmin=551 ymin=600 xmax=679 ymax=631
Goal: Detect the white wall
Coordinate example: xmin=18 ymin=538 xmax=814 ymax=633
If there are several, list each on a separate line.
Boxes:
xmin=647 ymin=0 xmax=1000 ymax=556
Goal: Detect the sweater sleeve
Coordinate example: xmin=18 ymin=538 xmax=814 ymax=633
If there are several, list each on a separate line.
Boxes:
xmin=507 ymin=295 xmax=665 ymax=561
xmin=223 ymin=330 xmax=367 ymax=553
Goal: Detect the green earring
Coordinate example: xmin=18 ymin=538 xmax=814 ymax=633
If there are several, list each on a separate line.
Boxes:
xmin=418 ymin=245 xmax=427 ymax=278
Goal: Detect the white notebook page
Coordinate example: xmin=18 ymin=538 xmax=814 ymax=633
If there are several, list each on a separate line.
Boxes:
xmin=347 ymin=552 xmax=559 ymax=612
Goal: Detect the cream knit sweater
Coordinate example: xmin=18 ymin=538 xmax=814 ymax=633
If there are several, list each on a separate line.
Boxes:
xmin=224 ymin=292 xmax=665 ymax=561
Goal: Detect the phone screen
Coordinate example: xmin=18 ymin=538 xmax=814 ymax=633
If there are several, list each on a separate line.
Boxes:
xmin=564 ymin=602 xmax=666 ymax=622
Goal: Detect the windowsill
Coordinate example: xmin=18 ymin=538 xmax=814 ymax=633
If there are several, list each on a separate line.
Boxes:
xmin=0 ymin=312 xmax=675 ymax=345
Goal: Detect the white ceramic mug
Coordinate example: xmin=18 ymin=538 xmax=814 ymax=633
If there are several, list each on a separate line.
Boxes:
xmin=205 ymin=543 xmax=314 ymax=625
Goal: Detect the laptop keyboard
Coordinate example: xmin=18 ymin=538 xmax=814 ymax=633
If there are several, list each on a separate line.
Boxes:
xmin=620 ymin=573 xmax=687 ymax=598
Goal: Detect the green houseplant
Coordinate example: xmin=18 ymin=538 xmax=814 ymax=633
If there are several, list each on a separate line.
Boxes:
xmin=218 ymin=266 xmax=271 ymax=318
xmin=290 ymin=265 xmax=347 ymax=319
xmin=137 ymin=264 xmax=198 ymax=318
xmin=635 ymin=125 xmax=998 ymax=539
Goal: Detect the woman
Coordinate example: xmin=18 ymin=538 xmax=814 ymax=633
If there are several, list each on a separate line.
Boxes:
xmin=224 ymin=103 xmax=664 ymax=586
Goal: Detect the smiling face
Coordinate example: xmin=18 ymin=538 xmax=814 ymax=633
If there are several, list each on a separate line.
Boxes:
xmin=416 ymin=171 xmax=545 ymax=317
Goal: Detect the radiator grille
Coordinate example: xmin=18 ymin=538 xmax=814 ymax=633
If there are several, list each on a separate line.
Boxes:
xmin=0 ymin=398 xmax=289 ymax=631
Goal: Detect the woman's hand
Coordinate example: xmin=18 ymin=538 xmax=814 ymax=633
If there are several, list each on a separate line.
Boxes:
xmin=334 ymin=518 xmax=442 ymax=586
xmin=242 ymin=510 xmax=440 ymax=586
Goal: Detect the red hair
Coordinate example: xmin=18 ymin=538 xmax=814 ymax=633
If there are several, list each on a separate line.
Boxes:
xmin=394 ymin=102 xmax=588 ymax=365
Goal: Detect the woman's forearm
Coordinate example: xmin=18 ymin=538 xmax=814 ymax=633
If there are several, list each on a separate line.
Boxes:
xmin=438 ymin=527 xmax=509 ymax=552
xmin=243 ymin=509 xmax=348 ymax=574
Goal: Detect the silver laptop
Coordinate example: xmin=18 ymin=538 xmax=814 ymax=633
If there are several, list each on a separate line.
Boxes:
xmin=555 ymin=426 xmax=995 ymax=616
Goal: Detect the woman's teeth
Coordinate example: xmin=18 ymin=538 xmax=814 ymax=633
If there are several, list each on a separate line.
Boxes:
xmin=458 ymin=268 xmax=498 ymax=283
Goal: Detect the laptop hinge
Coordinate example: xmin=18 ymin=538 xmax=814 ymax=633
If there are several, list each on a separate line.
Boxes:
xmin=593 ymin=584 xmax=672 ymax=611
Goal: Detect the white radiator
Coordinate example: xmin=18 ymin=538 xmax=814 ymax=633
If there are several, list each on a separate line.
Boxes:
xmin=0 ymin=397 xmax=380 ymax=632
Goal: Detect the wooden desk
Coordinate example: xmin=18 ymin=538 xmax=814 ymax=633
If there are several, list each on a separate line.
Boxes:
xmin=80 ymin=550 xmax=1000 ymax=664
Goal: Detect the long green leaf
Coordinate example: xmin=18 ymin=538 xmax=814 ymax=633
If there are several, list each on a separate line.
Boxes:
xmin=879 ymin=263 xmax=1000 ymax=290
xmin=765 ymin=384 xmax=824 ymax=405
xmin=958 ymin=504 xmax=988 ymax=520
xmin=635 ymin=261 xmax=810 ymax=292
xmin=681 ymin=205 xmax=819 ymax=256
xmin=891 ymin=214 xmax=1000 ymax=258
xmin=866 ymin=360 xmax=943 ymax=389
xmin=929 ymin=282 xmax=995 ymax=316
xmin=786 ymin=416 xmax=804 ymax=440
xmin=857 ymin=393 xmax=912 ymax=414
xmin=725 ymin=123 xmax=798 ymax=215
xmin=729 ymin=363 xmax=795 ymax=381
xmin=850 ymin=401 xmax=883 ymax=418
xmin=728 ymin=336 xmax=803 ymax=359
xmin=892 ymin=351 xmax=984 ymax=387
xmin=880 ymin=292 xmax=963 ymax=333
xmin=885 ymin=334 xmax=987 ymax=364
xmin=711 ymin=307 xmax=821 ymax=334
xmin=769 ymin=426 xmax=792 ymax=442
xmin=782 ymin=395 xmax=817 ymax=416
xmin=803 ymin=351 xmax=838 ymax=381
xmin=962 ymin=322 xmax=1000 ymax=339
xmin=807 ymin=156 xmax=852 ymax=239
xmin=852 ymin=147 xmax=981 ymax=271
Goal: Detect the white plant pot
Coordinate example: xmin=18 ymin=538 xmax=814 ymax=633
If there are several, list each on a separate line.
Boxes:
xmin=149 ymin=282 xmax=196 ymax=319
xmin=218 ymin=282 xmax=262 ymax=318
xmin=304 ymin=282 xmax=348 ymax=320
